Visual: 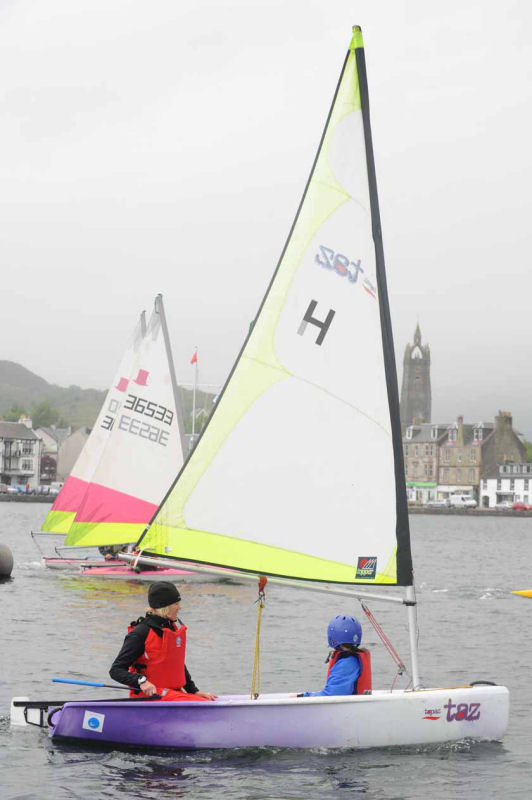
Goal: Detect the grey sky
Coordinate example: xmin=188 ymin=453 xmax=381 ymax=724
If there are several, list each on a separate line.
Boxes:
xmin=1 ymin=1 xmax=531 ymax=435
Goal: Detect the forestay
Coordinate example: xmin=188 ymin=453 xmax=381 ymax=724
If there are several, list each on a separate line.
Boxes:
xmin=139 ymin=30 xmax=412 ymax=586
xmin=42 ymin=295 xmax=186 ymax=546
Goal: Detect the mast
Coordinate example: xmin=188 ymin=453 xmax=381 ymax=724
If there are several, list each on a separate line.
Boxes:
xmin=155 ymin=293 xmax=187 ymax=460
xmin=353 ymin=27 xmax=420 ymax=686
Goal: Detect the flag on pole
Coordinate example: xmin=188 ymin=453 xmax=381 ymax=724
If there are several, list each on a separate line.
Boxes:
xmin=190 ymin=350 xmax=198 ymax=365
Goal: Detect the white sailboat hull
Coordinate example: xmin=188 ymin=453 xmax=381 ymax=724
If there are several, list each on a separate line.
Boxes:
xmin=26 ymin=684 xmax=508 ymax=750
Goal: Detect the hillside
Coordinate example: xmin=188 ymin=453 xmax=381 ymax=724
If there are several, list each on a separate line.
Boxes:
xmin=0 ymin=361 xmax=106 ymax=428
xmin=0 ymin=360 xmax=216 ymax=432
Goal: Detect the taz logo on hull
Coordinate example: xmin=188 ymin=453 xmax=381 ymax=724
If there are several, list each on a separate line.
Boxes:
xmin=444 ymin=699 xmax=481 ymax=722
xmin=356 ymin=557 xmax=377 ymax=580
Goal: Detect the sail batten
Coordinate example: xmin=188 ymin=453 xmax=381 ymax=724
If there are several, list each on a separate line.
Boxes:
xmin=139 ymin=28 xmax=413 ymax=586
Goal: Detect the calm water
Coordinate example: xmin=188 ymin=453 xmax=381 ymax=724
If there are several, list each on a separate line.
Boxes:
xmin=1 ymin=503 xmax=531 ymax=799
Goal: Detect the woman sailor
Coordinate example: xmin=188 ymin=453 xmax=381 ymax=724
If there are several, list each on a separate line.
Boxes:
xmin=110 ymin=581 xmax=216 ymax=701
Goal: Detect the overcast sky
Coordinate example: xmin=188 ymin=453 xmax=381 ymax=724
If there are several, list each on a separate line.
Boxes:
xmin=1 ymin=1 xmax=531 ymax=435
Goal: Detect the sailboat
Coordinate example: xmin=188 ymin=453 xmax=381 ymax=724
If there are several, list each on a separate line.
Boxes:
xmin=32 ymin=295 xmax=194 ymax=581
xmin=13 ymin=27 xmax=508 ymax=749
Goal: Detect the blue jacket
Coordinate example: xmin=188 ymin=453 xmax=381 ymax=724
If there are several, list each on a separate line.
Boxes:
xmin=303 ymin=652 xmax=361 ymax=697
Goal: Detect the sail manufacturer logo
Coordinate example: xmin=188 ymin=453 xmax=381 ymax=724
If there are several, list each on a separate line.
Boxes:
xmin=315 ymin=245 xmax=377 ymax=299
xmin=423 ymin=707 xmax=441 ymax=720
xmin=356 ymin=557 xmax=377 ymax=579
xmin=82 ymin=710 xmax=105 ymax=733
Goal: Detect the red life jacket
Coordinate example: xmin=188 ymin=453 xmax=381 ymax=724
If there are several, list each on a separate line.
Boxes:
xmin=128 ymin=619 xmax=187 ymax=698
xmin=326 ymin=647 xmax=372 ymax=695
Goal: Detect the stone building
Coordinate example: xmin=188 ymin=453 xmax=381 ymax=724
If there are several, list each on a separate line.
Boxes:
xmin=403 ymin=423 xmax=448 ymax=504
xmin=437 ymin=417 xmax=492 ymax=500
xmin=437 ymin=411 xmax=525 ymax=502
xmin=481 ymin=463 xmax=532 ymax=508
xmin=400 ymin=324 xmax=431 ymax=429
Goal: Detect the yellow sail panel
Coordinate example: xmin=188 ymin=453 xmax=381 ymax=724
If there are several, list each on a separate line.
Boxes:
xmin=140 ymin=31 xmax=411 ymax=586
xmin=41 ymin=509 xmax=76 ymax=535
xmin=64 ymin=520 xmax=146 ymax=548
xmin=146 ymin=522 xmax=397 ymax=584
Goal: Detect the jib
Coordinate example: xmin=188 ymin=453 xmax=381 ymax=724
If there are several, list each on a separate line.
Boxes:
xmin=443 ymin=699 xmax=481 ymax=722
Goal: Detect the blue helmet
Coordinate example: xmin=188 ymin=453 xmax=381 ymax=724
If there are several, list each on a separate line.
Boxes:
xmin=327 ymin=615 xmax=362 ymax=648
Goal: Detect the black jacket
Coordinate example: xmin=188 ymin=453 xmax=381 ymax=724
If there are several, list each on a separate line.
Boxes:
xmin=109 ymin=613 xmax=198 ymax=692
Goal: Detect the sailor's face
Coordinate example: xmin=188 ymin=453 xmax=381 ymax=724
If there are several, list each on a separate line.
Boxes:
xmin=166 ymin=601 xmax=181 ymax=621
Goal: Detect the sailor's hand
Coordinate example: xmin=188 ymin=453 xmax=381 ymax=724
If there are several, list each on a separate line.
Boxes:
xmin=194 ymin=691 xmax=217 ymax=700
xmin=141 ymin=680 xmax=158 ymax=696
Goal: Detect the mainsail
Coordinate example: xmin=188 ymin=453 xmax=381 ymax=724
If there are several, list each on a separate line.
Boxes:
xmin=42 ymin=295 xmax=186 ymax=547
xmin=138 ymin=29 xmax=412 ymax=586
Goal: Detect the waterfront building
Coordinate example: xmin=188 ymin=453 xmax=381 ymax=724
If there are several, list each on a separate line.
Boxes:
xmin=0 ymin=419 xmax=41 ymax=490
xmin=400 ymin=324 xmax=431 ymax=429
xmin=403 ymin=423 xmax=448 ymax=504
xmin=481 ymin=463 xmax=532 ymax=507
xmin=35 ymin=425 xmax=71 ymax=484
xmin=436 ymin=411 xmax=525 ymax=503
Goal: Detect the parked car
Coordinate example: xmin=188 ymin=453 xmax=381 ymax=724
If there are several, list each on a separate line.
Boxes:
xmin=449 ymin=494 xmax=477 ymax=508
xmin=0 ymin=483 xmax=9 ymax=494
xmin=495 ymin=500 xmax=513 ymax=509
xmin=427 ymin=498 xmax=450 ymax=508
xmin=512 ymin=501 xmax=532 ymax=511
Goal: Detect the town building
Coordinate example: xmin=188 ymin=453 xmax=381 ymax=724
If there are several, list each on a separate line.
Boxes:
xmin=35 ymin=425 xmax=71 ymax=484
xmin=0 ymin=419 xmax=42 ymax=490
xmin=400 ymin=324 xmax=431 ymax=429
xmin=481 ymin=463 xmax=532 ymax=508
xmin=403 ymin=411 xmax=525 ymax=505
xmin=403 ymin=423 xmax=448 ymax=504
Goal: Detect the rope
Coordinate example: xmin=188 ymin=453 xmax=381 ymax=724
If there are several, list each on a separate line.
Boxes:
xmin=250 ymin=576 xmax=267 ymax=700
xmin=360 ymin=600 xmax=408 ymax=689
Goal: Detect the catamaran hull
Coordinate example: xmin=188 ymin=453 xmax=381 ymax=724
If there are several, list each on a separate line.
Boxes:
xmin=44 ymin=686 xmax=508 ymax=750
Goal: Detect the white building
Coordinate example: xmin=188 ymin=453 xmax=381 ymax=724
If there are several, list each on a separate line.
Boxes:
xmin=0 ymin=419 xmax=42 ymax=490
xmin=481 ymin=463 xmax=532 ymax=507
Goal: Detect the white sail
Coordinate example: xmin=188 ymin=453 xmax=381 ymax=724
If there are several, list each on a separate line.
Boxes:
xmin=139 ymin=30 xmax=411 ymax=585
xmin=43 ymin=295 xmax=186 ymax=546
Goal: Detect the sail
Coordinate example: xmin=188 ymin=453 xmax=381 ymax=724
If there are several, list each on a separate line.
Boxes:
xmin=42 ymin=295 xmax=186 ymax=547
xmin=138 ymin=29 xmax=413 ymax=585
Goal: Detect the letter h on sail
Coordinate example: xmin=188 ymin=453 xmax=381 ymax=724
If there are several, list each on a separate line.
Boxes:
xmin=297 ymin=300 xmax=336 ymax=345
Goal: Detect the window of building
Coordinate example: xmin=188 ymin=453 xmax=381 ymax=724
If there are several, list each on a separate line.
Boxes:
xmin=22 ymin=459 xmax=32 ymax=471
xmin=473 ymin=425 xmax=483 ymax=442
xmin=404 ymin=445 xmax=409 ymax=457
xmin=442 ymin=448 xmax=450 ymax=463
xmin=470 ymin=448 xmax=476 ymax=462
xmin=497 ymin=479 xmax=501 ymax=490
xmin=22 ymin=442 xmax=33 ymax=455
xmin=406 ymin=427 xmax=413 ymax=440
xmin=510 ymin=479 xmax=515 ymax=490
xmin=412 ymin=461 xmax=419 ymax=477
xmin=448 ymin=427 xmax=457 ymax=442
xmin=414 ymin=445 xmax=419 ymax=457
xmin=425 ymin=444 xmax=431 ymax=456
xmin=482 ymin=479 xmax=487 ymax=489
xmin=425 ymin=463 xmax=432 ymax=478
xmin=442 ymin=468 xmax=449 ymax=481
xmin=525 ymin=479 xmax=529 ymax=491
xmin=431 ymin=426 xmax=438 ymax=440
xmin=469 ymin=469 xmax=475 ymax=482
xmin=457 ymin=451 xmax=462 ymax=463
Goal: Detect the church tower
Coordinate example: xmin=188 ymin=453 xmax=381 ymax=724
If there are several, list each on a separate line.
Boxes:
xmin=400 ymin=324 xmax=431 ymax=429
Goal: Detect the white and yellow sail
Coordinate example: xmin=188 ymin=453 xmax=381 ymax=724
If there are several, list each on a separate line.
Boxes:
xmin=138 ymin=29 xmax=412 ymax=585
xmin=42 ymin=295 xmax=186 ymax=547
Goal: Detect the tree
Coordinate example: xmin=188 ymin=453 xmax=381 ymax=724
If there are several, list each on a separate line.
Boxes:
xmin=31 ymin=399 xmax=60 ymax=429
xmin=3 ymin=404 xmax=27 ymax=422
xmin=525 ymin=440 xmax=532 ymax=463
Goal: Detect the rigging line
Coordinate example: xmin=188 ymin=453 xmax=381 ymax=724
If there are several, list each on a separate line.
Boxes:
xmin=360 ymin=600 xmax=407 ymax=673
xmin=242 ymin=354 xmax=391 ymax=438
